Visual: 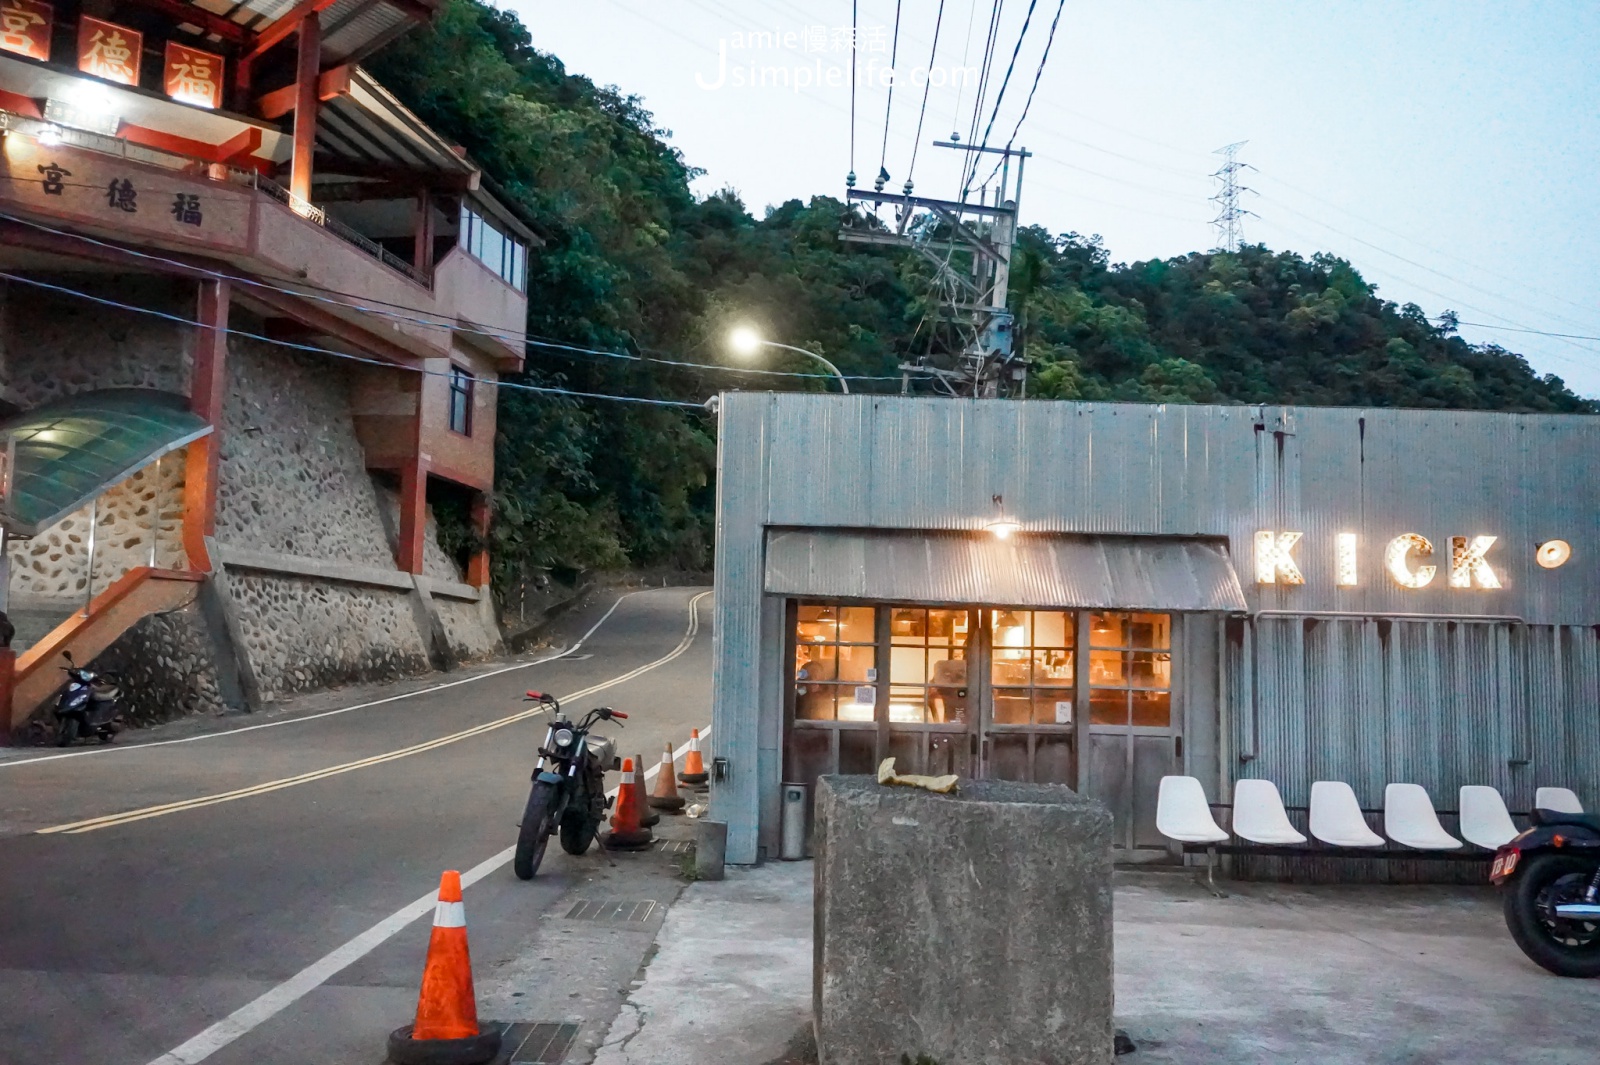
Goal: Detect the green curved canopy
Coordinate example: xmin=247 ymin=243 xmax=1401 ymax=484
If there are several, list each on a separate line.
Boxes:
xmin=0 ymin=389 xmax=211 ymax=538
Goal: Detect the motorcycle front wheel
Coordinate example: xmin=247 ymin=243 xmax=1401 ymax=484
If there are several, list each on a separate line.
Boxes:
xmin=56 ymin=717 xmax=80 ymax=747
xmin=514 ymin=781 xmax=558 ymax=881
xmin=1504 ymin=853 xmax=1600 ymax=978
xmin=560 ymin=813 xmax=597 ymax=856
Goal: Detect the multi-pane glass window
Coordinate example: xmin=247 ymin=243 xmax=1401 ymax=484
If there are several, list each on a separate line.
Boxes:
xmin=1087 ymin=612 xmax=1172 ymax=727
xmin=447 ymin=367 xmax=473 ymax=435
xmin=793 ymin=605 xmax=877 ymax=721
xmin=459 ymin=205 xmax=528 ymax=292
xmin=887 ymin=608 xmax=972 ymax=724
xmin=989 ymin=610 xmax=1076 ymax=725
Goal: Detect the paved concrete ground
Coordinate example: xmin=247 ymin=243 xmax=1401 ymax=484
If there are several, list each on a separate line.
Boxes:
xmin=586 ymin=862 xmax=1599 ymax=1065
xmin=0 ymin=586 xmax=712 ymax=1065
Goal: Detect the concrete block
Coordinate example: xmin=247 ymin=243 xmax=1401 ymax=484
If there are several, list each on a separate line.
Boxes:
xmin=814 ymin=775 xmax=1114 ymax=1065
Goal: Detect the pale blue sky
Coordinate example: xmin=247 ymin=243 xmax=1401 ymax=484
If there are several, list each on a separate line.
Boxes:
xmin=509 ymin=1 xmax=1600 ymax=396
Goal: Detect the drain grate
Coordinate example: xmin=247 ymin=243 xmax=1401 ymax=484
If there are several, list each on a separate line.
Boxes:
xmin=564 ymin=898 xmax=658 ymax=923
xmin=501 ymin=1021 xmax=580 ymax=1064
xmin=654 ymin=839 xmax=694 ymax=854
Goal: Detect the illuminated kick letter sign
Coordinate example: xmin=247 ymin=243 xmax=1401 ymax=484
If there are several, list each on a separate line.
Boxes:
xmin=1254 ymin=530 xmax=1305 ymax=585
xmin=1385 ymin=533 xmax=1436 ymax=589
xmin=1335 ymin=533 xmax=1359 ymax=587
xmin=1449 ymin=535 xmax=1501 ymax=589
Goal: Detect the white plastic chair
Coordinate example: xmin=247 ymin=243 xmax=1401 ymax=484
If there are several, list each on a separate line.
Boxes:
xmin=1157 ymin=776 xmax=1229 ymax=894
xmin=1156 ymin=775 xmax=1229 ymax=843
xmin=1384 ymin=783 xmax=1462 ymax=850
xmin=1231 ymin=779 xmax=1307 ymax=845
xmin=1535 ymin=786 xmax=1584 ymax=814
xmin=1458 ymin=786 xmax=1519 ymax=849
xmin=1309 ymin=781 xmax=1384 ymax=847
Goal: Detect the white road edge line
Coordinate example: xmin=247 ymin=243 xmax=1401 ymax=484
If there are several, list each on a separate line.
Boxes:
xmin=1 ymin=589 xmax=654 ymax=770
xmin=145 ymin=726 xmax=712 ymax=1065
xmin=143 ymin=595 xmax=712 ymax=1065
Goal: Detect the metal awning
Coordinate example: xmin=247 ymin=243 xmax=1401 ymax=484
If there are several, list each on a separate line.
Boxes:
xmin=0 ymin=389 xmax=211 ymax=537
xmin=764 ymin=528 xmax=1248 ymax=612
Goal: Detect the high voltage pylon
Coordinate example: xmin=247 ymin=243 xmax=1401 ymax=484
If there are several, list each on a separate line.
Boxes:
xmin=1210 ymin=140 xmax=1258 ymax=253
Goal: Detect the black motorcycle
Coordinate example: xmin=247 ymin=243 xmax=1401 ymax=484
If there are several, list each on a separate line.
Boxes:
xmin=514 ymin=691 xmax=626 ymax=880
xmin=53 ymin=650 xmax=125 ymax=746
xmin=1492 ymin=807 xmax=1600 ymax=977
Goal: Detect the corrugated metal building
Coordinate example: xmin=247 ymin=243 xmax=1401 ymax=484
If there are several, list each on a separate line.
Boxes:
xmin=708 ymin=393 xmax=1600 ymax=866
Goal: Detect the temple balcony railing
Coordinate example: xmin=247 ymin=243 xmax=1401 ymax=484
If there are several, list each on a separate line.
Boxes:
xmin=0 ymin=109 xmax=430 ymax=287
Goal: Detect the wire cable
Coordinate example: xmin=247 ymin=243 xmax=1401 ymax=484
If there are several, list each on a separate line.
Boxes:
xmin=877 ymin=0 xmax=904 ymax=186
xmin=0 ymin=271 xmax=715 ymax=409
xmin=962 ymin=0 xmax=1006 ymax=195
xmin=949 ymin=0 xmax=979 ymax=137
xmin=979 ymin=0 xmax=1065 ymax=189
xmin=962 ymin=0 xmax=1038 ymax=200
xmin=849 ymin=0 xmax=859 ymax=184
xmin=905 ymin=0 xmax=948 ymax=189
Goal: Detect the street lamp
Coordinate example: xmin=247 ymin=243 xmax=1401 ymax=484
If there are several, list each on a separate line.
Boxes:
xmin=727 ymin=326 xmax=849 ymax=394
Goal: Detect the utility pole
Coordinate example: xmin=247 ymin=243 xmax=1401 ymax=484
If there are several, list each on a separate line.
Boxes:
xmin=1209 ymin=140 xmax=1256 ymax=253
xmin=840 ymin=142 xmax=1031 ymax=398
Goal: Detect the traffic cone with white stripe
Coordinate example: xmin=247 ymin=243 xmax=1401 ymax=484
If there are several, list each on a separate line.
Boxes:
xmin=679 ymin=728 xmax=709 ymax=785
xmin=633 ymin=752 xmax=660 ymax=828
xmin=649 ymin=742 xmax=686 ymax=812
xmin=604 ymin=757 xmax=653 ymax=849
xmin=387 ymin=871 xmax=501 ymax=1065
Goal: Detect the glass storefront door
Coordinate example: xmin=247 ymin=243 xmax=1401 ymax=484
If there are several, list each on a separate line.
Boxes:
xmin=1085 ymin=612 xmax=1177 ymax=850
xmin=784 ymin=601 xmax=1179 ymax=851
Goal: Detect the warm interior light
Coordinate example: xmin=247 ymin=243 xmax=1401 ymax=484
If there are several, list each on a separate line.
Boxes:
xmin=987 ymin=518 xmax=1020 ymax=540
xmin=728 ymin=326 xmax=762 ymax=357
xmin=1537 ymin=540 xmax=1572 ymax=569
xmin=37 ymin=125 xmax=62 ymax=146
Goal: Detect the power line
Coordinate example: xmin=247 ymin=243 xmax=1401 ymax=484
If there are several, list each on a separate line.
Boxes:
xmin=0 ymin=210 xmax=907 ymax=382
xmin=875 ymin=0 xmax=904 ymax=192
xmin=963 ymin=0 xmax=1039 ymax=198
xmin=949 ymin=0 xmax=980 ymax=140
xmin=1452 ymin=322 xmax=1600 ymax=343
xmin=961 ymin=0 xmax=1006 ymax=194
xmin=847 ymin=0 xmax=859 ymax=188
xmin=0 ymin=271 xmax=718 ymax=409
xmin=904 ymin=0 xmax=948 ymax=192
xmin=980 ymin=0 xmax=1067 ymax=189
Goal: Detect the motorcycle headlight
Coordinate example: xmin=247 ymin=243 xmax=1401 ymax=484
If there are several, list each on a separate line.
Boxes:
xmin=553 ymin=728 xmax=574 ymax=748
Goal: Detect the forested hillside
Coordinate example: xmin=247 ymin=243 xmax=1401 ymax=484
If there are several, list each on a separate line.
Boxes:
xmin=370 ymin=0 xmax=1592 ymax=586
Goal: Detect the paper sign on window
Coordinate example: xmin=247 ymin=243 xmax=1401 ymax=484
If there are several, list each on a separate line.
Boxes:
xmin=1055 ymin=700 xmax=1073 ymax=724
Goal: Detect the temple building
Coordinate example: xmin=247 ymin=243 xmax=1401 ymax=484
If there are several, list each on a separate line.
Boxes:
xmin=0 ymin=0 xmax=533 ymax=736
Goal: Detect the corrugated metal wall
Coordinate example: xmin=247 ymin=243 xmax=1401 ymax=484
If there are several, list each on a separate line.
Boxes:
xmin=711 ymin=393 xmax=1600 ymax=865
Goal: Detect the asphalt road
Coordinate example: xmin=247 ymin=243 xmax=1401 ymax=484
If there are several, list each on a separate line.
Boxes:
xmin=0 ymin=586 xmax=714 ymax=1065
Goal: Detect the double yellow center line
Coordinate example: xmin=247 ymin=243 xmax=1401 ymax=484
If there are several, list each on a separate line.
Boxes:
xmin=39 ymin=591 xmax=709 ymax=835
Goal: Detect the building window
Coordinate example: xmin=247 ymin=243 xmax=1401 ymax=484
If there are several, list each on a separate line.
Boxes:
xmin=888 ymin=607 xmax=972 ymax=723
xmin=1087 ymin=612 xmax=1172 ymax=727
xmin=990 ymin=610 xmax=1076 ymax=725
xmin=794 ymin=604 xmax=877 ymax=721
xmin=448 ymin=367 xmax=473 ymax=436
xmin=459 ymin=204 xmax=528 ymax=292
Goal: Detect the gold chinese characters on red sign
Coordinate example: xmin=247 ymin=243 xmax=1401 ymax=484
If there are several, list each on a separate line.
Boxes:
xmin=164 ymin=42 xmax=223 ymax=109
xmin=0 ymin=0 xmax=52 ymax=61
xmin=77 ymin=15 xmax=141 ymax=85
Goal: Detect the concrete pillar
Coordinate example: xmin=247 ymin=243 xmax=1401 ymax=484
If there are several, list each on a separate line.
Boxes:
xmin=289 ymin=12 xmax=321 ymax=205
xmin=412 ymin=189 xmax=435 ymax=273
xmin=184 ymin=280 xmax=229 ymax=572
xmin=396 ymin=460 xmax=427 ymax=575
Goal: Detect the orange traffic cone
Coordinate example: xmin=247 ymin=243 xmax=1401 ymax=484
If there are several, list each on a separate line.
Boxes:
xmin=387 ymin=871 xmax=501 ymax=1065
xmin=649 ymin=742 xmax=686 ymax=812
xmin=633 ymin=752 xmax=660 ymax=828
xmin=604 ymin=757 xmax=653 ymax=850
xmin=679 ymin=728 xmax=708 ymax=785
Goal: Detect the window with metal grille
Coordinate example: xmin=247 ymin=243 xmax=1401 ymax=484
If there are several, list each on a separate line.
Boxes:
xmin=448 ymin=366 xmax=473 ymax=436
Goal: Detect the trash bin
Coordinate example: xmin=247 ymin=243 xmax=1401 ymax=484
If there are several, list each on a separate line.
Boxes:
xmin=781 ymin=782 xmax=808 ymax=860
